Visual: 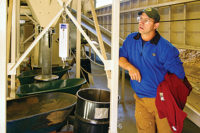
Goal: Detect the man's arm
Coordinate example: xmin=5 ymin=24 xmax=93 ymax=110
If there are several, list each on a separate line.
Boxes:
xmin=159 ymin=43 xmax=185 ymax=80
xmin=119 ymin=57 xmax=141 ymax=82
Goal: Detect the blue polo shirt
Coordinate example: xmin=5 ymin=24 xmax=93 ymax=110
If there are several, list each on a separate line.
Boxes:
xmin=119 ymin=32 xmax=185 ymax=98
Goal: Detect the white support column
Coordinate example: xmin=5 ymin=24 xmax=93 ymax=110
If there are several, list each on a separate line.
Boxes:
xmin=109 ymin=0 xmax=120 ymax=133
xmin=10 ymin=0 xmax=17 ymax=98
xmin=16 ymin=0 xmax=20 ymax=76
xmin=0 ymin=0 xmax=7 ymax=133
xmin=7 ymin=0 xmax=13 ymax=64
xmin=76 ymin=0 xmax=81 ymax=78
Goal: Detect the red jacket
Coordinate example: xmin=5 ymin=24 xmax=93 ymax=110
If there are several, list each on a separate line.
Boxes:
xmin=155 ymin=73 xmax=192 ymax=133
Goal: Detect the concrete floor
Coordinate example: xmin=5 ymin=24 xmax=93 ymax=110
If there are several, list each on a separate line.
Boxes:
xmin=69 ymin=61 xmax=200 ymax=133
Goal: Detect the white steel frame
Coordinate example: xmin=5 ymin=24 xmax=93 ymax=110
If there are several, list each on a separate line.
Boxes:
xmin=0 ymin=0 xmax=7 ymax=133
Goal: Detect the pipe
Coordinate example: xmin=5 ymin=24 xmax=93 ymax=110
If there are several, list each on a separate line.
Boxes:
xmin=41 ymin=31 xmax=52 ymax=79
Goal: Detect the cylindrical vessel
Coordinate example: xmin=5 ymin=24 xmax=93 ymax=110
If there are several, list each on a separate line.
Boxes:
xmin=74 ymin=88 xmax=110 ymax=133
xmin=41 ymin=31 xmax=52 ymax=79
xmin=34 ymin=29 xmax=59 ymax=81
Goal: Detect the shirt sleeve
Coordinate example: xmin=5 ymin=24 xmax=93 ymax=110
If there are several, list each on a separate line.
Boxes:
xmin=159 ymin=42 xmax=185 ymax=79
xmin=119 ymin=36 xmax=129 ymax=59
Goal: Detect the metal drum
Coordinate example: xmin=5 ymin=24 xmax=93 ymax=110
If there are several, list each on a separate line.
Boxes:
xmin=74 ymin=88 xmax=110 ymax=133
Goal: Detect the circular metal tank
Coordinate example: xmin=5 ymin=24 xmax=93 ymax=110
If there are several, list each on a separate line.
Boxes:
xmin=74 ymin=88 xmax=110 ymax=133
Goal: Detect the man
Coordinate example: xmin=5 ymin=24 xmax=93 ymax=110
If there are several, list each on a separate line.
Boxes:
xmin=119 ymin=7 xmax=185 ymax=133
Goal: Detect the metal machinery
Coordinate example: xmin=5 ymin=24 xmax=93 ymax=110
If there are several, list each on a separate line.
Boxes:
xmin=2 ymin=0 xmax=120 ymax=133
xmin=2 ymin=0 xmax=200 ymax=133
xmin=34 ymin=29 xmax=60 ymax=81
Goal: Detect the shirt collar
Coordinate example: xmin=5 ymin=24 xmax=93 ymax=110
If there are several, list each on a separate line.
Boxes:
xmin=133 ymin=31 xmax=160 ymax=45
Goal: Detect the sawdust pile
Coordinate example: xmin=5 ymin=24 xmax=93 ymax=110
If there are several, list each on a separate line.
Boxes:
xmin=179 ymin=49 xmax=200 ymax=65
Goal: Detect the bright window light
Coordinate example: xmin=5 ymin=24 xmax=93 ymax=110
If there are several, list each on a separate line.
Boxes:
xmin=96 ymin=0 xmax=123 ymax=8
xmin=96 ymin=0 xmax=112 ymax=8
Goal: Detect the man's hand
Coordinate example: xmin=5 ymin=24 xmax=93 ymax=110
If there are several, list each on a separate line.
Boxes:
xmin=127 ymin=65 xmax=141 ymax=82
xmin=119 ymin=57 xmax=141 ymax=82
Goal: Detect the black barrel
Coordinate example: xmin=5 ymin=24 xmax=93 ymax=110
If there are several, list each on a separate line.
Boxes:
xmin=74 ymin=88 xmax=110 ymax=133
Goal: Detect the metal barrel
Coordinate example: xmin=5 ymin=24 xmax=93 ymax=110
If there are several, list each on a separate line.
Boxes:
xmin=74 ymin=88 xmax=110 ymax=133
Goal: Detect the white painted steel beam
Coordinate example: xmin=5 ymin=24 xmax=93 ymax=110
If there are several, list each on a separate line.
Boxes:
xmin=16 ymin=0 xmax=20 ymax=76
xmin=24 ymin=12 xmax=38 ymax=25
xmin=76 ymin=0 xmax=81 ymax=78
xmin=21 ymin=33 xmax=36 ymax=45
xmin=57 ymin=0 xmax=63 ymax=6
xmin=57 ymin=0 xmax=73 ymax=7
xmin=10 ymin=0 xmax=17 ymax=98
xmin=0 ymin=0 xmax=7 ymax=132
xmin=20 ymin=6 xmax=31 ymax=15
xmin=109 ymin=0 xmax=120 ymax=133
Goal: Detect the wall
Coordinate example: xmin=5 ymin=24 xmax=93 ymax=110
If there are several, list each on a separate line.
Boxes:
xmin=94 ymin=0 xmax=200 ymax=50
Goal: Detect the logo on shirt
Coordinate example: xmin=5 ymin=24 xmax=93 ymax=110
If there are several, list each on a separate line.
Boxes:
xmin=152 ymin=53 xmax=156 ymax=56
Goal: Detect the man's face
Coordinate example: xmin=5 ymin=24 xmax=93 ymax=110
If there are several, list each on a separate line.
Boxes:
xmin=138 ymin=13 xmax=158 ymax=35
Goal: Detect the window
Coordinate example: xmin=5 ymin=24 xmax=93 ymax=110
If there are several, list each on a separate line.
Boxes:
xmin=96 ymin=0 xmax=123 ymax=8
